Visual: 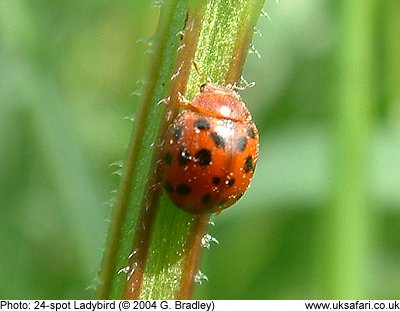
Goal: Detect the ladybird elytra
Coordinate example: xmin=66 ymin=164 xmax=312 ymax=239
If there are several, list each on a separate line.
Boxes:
xmin=162 ymin=83 xmax=259 ymax=214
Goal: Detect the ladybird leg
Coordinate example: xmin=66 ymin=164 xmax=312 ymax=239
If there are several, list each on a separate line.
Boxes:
xmin=177 ymin=92 xmax=191 ymax=109
xmin=231 ymin=76 xmax=256 ymax=91
xmin=238 ymin=81 xmax=256 ymax=90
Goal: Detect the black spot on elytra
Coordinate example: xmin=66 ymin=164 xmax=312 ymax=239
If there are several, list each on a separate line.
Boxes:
xmin=195 ymin=149 xmax=212 ymax=166
xmin=164 ymin=181 xmax=174 ymax=192
xmin=178 ymin=147 xmax=191 ymax=166
xmin=201 ymin=194 xmax=212 ymax=205
xmin=174 ymin=127 xmax=183 ymax=140
xmin=164 ymin=152 xmax=173 ymax=165
xmin=236 ymin=136 xmax=248 ymax=152
xmin=243 ymin=156 xmax=254 ymax=173
xmin=176 ymin=183 xmax=191 ymax=195
xmin=226 ymin=177 xmax=235 ymax=187
xmin=247 ymin=127 xmax=256 ymax=139
xmin=211 ymin=132 xmax=225 ymax=148
xmin=194 ymin=118 xmax=210 ymax=131
xmin=212 ymin=177 xmax=221 ymax=185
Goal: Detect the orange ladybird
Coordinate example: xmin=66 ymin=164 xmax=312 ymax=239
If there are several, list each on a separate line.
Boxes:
xmin=162 ymin=83 xmax=259 ymax=214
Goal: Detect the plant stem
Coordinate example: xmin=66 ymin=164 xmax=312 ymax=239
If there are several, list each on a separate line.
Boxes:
xmin=97 ymin=0 xmax=265 ymax=300
xmin=97 ymin=0 xmax=189 ymax=299
xmin=324 ymin=0 xmax=376 ymax=299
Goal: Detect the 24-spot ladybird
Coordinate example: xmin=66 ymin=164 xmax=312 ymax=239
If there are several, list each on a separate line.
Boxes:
xmin=162 ymin=83 xmax=259 ymax=214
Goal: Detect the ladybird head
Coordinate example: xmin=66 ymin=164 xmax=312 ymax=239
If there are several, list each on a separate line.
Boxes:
xmin=187 ymin=83 xmax=252 ymax=122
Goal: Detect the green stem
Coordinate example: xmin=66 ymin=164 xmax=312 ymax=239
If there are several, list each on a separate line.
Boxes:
xmin=97 ymin=0 xmax=265 ymax=300
xmin=324 ymin=0 xmax=376 ymax=299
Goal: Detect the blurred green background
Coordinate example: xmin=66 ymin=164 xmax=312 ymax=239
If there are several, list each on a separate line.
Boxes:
xmin=1 ymin=0 xmax=399 ymax=299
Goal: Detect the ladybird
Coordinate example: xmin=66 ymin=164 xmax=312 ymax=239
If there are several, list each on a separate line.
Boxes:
xmin=162 ymin=83 xmax=259 ymax=214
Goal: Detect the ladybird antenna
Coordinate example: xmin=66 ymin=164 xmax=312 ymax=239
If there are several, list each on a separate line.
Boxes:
xmin=192 ymin=60 xmax=201 ymax=76
xmin=192 ymin=60 xmax=212 ymax=85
